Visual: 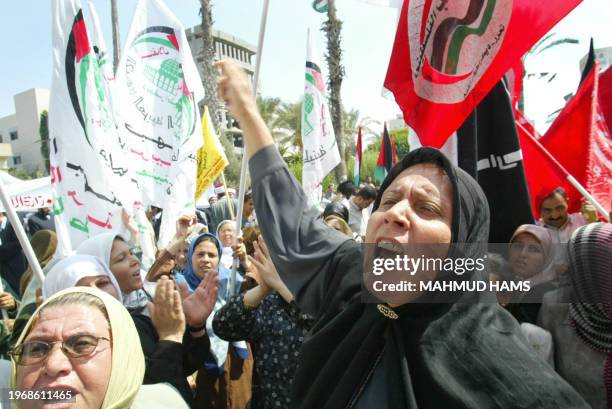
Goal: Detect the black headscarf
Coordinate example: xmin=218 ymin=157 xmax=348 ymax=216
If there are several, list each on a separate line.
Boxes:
xmin=291 ymin=147 xmax=588 ymax=409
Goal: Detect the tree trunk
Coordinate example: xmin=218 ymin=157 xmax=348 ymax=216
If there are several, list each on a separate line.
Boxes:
xmin=200 ymin=0 xmax=222 ymax=133
xmin=111 ymin=0 xmax=120 ymax=74
xmin=323 ymin=0 xmax=347 ymax=181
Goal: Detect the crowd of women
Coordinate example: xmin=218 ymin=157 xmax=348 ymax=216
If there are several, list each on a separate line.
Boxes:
xmin=0 ymin=59 xmax=610 ymax=408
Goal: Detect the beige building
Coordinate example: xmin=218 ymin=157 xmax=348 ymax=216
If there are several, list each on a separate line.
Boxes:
xmin=0 ymin=88 xmax=49 ymax=173
xmin=186 ymin=26 xmax=257 ymax=132
xmin=0 ymin=143 xmax=12 ymax=171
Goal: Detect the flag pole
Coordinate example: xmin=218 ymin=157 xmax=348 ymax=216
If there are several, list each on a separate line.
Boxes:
xmin=230 ymin=0 xmax=271 ymax=296
xmin=0 ymin=179 xmax=45 ymax=285
xmin=517 ymin=122 xmax=610 ymax=222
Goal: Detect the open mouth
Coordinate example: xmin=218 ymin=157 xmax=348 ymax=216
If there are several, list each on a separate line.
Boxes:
xmin=377 ymin=241 xmax=404 ymax=254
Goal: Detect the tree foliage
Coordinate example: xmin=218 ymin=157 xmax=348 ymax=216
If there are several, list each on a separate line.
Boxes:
xmin=39 ymin=110 xmax=50 ymax=173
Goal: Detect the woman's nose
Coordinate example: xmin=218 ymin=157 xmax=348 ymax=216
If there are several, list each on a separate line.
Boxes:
xmin=44 ymin=345 xmax=72 ymax=377
xmin=383 ymin=202 xmax=410 ymax=230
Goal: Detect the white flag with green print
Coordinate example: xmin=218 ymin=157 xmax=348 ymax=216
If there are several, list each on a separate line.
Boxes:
xmin=114 ymin=0 xmax=204 ymax=247
xmin=301 ymin=30 xmax=340 ymax=206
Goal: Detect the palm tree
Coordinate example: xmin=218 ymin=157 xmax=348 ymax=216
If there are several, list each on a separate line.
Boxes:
xmin=277 ymin=101 xmax=303 ymax=150
xmin=199 ymin=0 xmax=222 ymax=132
xmin=257 ymin=96 xmax=284 ymax=139
xmin=323 ymin=0 xmax=347 ymax=181
xmin=111 ymin=0 xmax=120 ymax=73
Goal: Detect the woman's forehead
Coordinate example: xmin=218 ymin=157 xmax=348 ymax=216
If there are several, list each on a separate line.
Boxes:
xmin=386 ymin=163 xmax=452 ymax=193
xmin=512 ymin=232 xmax=541 ymax=245
xmin=195 ymin=240 xmax=218 ymax=252
xmin=30 ymin=305 xmax=107 ymax=338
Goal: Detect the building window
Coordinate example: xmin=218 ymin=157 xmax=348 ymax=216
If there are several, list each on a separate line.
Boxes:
xmin=10 ymin=131 xmax=18 ymax=141
xmin=13 ymin=155 xmax=22 ymax=166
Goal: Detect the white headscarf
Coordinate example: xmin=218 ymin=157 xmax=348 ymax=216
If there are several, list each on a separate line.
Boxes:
xmin=76 ymin=232 xmax=120 ymax=266
xmin=216 ymin=220 xmax=236 ymax=270
xmin=76 ymin=233 xmax=149 ymax=312
xmin=42 ymin=255 xmax=122 ymax=302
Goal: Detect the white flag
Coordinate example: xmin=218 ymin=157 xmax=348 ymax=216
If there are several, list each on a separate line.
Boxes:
xmin=115 ymin=0 xmax=204 ymax=247
xmin=302 ymin=30 xmax=341 ymax=206
xmin=49 ymin=0 xmax=145 ymax=257
xmin=87 ymin=1 xmax=114 ymax=83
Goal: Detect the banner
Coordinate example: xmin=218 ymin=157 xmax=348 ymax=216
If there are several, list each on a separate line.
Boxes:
xmin=0 ymin=177 xmax=54 ymax=212
xmin=114 ymin=0 xmax=204 ymax=246
xmin=384 ymin=0 xmax=582 ymax=148
xmin=49 ymin=0 xmax=145 ymax=257
xmin=87 ymin=1 xmax=114 ymax=83
xmin=195 ymin=105 xmax=228 ymax=200
xmin=301 ymin=30 xmax=341 ymax=206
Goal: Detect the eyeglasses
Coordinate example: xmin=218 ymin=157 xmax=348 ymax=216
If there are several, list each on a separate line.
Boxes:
xmin=9 ymin=335 xmax=110 ymax=366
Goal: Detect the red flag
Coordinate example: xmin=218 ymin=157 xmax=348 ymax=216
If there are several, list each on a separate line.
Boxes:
xmin=384 ymin=0 xmax=582 ymax=148
xmin=599 ymin=66 xmax=612 ymax=132
xmin=516 ymin=121 xmax=580 ymax=219
xmin=539 ymin=64 xmax=612 ymax=217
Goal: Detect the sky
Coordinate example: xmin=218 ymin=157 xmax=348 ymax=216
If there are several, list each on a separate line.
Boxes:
xmin=0 ymin=0 xmax=610 ymax=136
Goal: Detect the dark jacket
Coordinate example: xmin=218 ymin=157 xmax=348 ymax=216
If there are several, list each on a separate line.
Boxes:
xmin=0 ymin=219 xmax=27 ymax=293
xmin=132 ymin=313 xmax=212 ymax=407
xmin=249 ymin=145 xmax=589 ymax=409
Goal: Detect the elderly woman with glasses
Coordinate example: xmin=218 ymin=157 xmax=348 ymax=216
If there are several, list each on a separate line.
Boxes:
xmin=8 ymin=287 xmax=188 ymax=409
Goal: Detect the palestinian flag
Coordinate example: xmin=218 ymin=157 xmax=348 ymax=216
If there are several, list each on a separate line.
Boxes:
xmin=374 ymin=123 xmax=397 ymax=183
xmin=354 ymin=127 xmax=362 ymax=185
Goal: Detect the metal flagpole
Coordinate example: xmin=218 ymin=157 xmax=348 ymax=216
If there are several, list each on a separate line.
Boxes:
xmin=230 ymin=0 xmax=271 ymax=296
xmin=0 ymin=179 xmax=46 ymax=286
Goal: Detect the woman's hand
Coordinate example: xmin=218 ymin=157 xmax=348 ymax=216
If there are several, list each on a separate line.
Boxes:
xmin=232 ymin=237 xmax=248 ymax=264
xmin=150 ymin=276 xmax=186 ymax=343
xmin=175 ymin=214 xmax=197 ymax=239
xmin=248 ymin=237 xmax=283 ymax=293
xmin=179 ymin=270 xmax=219 ymax=330
xmin=215 ymin=59 xmax=274 ymax=159
xmin=0 ymin=292 xmax=17 ymax=311
xmin=122 ymin=208 xmax=139 ymax=242
xmin=215 ymin=60 xmax=256 ymax=123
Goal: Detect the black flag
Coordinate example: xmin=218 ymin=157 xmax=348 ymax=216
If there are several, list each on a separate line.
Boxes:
xmin=457 ymin=81 xmax=535 ymax=243
xmin=580 ymin=38 xmax=595 ymax=85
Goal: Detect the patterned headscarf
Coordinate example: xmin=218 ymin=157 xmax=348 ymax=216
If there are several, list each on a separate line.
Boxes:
xmin=568 ymin=223 xmax=612 ymax=352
